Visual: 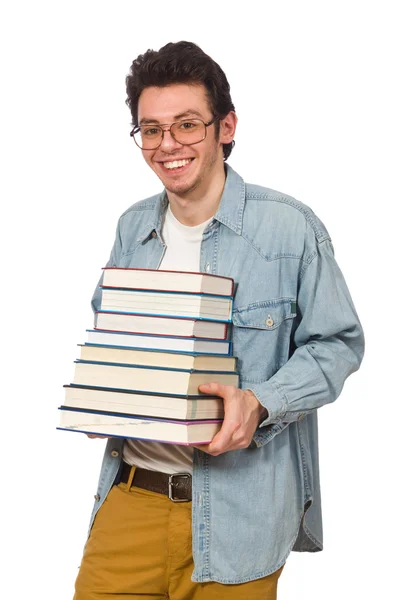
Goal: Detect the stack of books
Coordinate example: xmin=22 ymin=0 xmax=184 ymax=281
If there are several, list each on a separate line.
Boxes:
xmin=58 ymin=268 xmax=238 ymax=445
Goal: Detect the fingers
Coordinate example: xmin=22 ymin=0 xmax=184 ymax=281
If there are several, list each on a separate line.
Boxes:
xmin=194 ymin=420 xmax=241 ymax=456
xmin=208 ymin=420 xmax=239 ymax=453
xmin=193 ymin=443 xmax=211 ymax=453
xmin=192 ymin=422 xmax=236 ymax=455
xmin=196 ymin=383 xmax=235 ymax=454
xmin=194 ymin=388 xmax=261 ymax=456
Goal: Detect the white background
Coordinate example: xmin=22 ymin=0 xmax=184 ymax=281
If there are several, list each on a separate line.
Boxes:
xmin=1 ymin=1 xmax=395 ymax=598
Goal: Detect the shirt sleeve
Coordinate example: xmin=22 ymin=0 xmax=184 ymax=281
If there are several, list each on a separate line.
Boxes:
xmin=248 ymin=238 xmax=364 ymax=448
xmin=91 ymin=218 xmax=122 ymax=313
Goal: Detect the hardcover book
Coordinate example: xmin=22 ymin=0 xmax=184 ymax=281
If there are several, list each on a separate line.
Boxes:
xmin=78 ymin=343 xmax=237 ymax=372
xmin=94 ymin=312 xmax=229 ymax=340
xmin=57 ymin=406 xmax=222 ymax=445
xmin=100 ymin=289 xmax=233 ymax=322
xmin=86 ymin=329 xmax=232 ymax=355
xmin=73 ymin=360 xmax=239 ymax=396
xmin=63 ymin=385 xmax=224 ymax=420
xmin=102 ymin=267 xmax=234 ymax=297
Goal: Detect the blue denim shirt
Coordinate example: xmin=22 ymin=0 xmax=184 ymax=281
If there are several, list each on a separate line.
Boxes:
xmin=88 ymin=164 xmax=364 ymax=583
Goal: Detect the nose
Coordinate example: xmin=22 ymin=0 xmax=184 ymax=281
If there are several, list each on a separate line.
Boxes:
xmin=158 ymin=128 xmax=183 ymax=152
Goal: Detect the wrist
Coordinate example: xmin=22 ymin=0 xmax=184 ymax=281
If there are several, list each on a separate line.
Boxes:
xmin=245 ymin=389 xmax=269 ymax=420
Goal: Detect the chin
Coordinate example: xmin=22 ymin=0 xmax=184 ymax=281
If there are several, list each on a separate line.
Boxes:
xmin=157 ymin=174 xmax=199 ymax=196
xmin=163 ymin=181 xmax=196 ymax=195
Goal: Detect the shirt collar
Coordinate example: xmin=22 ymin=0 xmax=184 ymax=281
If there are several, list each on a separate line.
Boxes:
xmin=139 ymin=163 xmax=246 ymax=243
xmin=214 ymin=164 xmax=245 ymax=235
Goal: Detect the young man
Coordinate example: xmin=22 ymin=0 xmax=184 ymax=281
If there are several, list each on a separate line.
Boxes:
xmin=73 ymin=41 xmax=364 ymax=599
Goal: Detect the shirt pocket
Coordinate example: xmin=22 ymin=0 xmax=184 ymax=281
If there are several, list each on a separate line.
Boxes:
xmin=232 ymin=299 xmax=297 ymax=384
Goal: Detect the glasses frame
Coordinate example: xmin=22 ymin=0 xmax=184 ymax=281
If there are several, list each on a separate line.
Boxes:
xmin=130 ymin=116 xmax=219 ymax=150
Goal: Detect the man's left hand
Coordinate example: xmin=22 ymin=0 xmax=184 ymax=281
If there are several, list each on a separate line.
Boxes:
xmin=194 ymin=383 xmax=268 ymax=456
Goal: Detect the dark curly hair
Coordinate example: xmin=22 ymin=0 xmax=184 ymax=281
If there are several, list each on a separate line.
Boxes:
xmin=125 ymin=41 xmax=236 ymax=161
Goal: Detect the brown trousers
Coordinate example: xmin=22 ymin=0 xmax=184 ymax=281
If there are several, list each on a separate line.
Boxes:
xmin=74 ymin=470 xmax=284 ymax=599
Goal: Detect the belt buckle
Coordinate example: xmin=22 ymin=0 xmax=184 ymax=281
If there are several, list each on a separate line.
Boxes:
xmin=168 ymin=473 xmax=191 ymax=502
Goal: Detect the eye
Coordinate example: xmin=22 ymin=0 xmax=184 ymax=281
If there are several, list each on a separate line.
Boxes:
xmin=178 ymin=120 xmax=199 ymax=130
xmin=142 ymin=127 xmax=161 ymax=137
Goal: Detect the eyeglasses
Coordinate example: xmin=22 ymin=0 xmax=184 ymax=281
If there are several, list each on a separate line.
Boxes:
xmin=130 ymin=117 xmax=218 ymax=150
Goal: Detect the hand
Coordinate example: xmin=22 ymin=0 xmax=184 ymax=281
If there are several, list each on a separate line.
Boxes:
xmin=194 ymin=383 xmax=268 ymax=456
xmin=86 ymin=434 xmax=111 ymax=439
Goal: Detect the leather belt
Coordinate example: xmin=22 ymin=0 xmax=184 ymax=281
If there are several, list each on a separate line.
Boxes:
xmin=120 ymin=462 xmax=192 ymax=502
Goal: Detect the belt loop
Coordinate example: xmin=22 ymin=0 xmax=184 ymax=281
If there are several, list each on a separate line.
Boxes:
xmin=126 ymin=465 xmax=136 ymax=492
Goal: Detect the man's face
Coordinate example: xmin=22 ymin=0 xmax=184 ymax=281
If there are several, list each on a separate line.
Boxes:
xmin=137 ymin=83 xmax=225 ymax=197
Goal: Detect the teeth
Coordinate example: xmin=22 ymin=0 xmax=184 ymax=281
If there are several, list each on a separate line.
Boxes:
xmin=163 ymin=159 xmax=192 ymax=169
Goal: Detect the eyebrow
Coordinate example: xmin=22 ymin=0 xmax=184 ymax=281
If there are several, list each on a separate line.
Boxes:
xmin=139 ymin=109 xmax=204 ymax=125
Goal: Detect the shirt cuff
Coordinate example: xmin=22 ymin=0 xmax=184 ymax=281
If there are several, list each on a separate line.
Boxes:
xmin=243 ymin=380 xmax=287 ymax=426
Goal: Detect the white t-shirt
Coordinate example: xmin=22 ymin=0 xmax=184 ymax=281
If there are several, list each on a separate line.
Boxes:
xmin=122 ymin=205 xmax=214 ymax=474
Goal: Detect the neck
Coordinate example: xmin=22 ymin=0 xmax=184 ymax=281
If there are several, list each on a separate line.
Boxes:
xmin=166 ymin=163 xmax=226 ymax=226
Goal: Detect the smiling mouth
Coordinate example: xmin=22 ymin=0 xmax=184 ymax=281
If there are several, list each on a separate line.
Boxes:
xmin=160 ymin=158 xmax=195 ymax=171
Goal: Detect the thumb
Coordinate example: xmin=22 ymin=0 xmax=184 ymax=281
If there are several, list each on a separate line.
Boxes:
xmin=198 ymin=382 xmax=223 ymax=395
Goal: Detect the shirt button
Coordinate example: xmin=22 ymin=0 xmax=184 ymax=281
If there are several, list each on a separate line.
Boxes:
xmin=265 ymin=315 xmax=274 ymax=327
xmin=205 ymin=263 xmax=210 ymax=273
xmin=111 ymin=450 xmax=119 ymax=457
xmin=94 ymin=494 xmax=100 ymax=502
xmin=151 ymin=231 xmax=157 ymax=238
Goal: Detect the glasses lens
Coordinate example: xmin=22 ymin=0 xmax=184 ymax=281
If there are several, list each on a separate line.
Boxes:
xmin=135 ymin=126 xmax=163 ymax=149
xmin=170 ymin=119 xmax=206 ymax=145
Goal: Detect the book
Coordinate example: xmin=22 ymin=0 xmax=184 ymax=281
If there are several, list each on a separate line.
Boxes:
xmin=102 ymin=267 xmax=234 ymax=297
xmin=73 ymin=361 xmax=239 ymax=396
xmin=100 ymin=289 xmax=233 ymax=322
xmin=94 ymin=312 xmax=228 ymax=340
xmin=86 ymin=329 xmax=232 ymax=355
xmin=78 ymin=344 xmax=237 ymax=372
xmin=63 ymin=385 xmax=224 ymax=420
xmin=57 ymin=406 xmax=222 ymax=445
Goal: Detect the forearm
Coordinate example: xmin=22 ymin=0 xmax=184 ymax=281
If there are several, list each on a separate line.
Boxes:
xmin=248 ymin=328 xmax=363 ymax=424
xmin=249 ymin=238 xmax=364 ymax=444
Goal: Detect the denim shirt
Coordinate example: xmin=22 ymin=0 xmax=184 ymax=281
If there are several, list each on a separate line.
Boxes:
xmin=88 ymin=164 xmax=364 ymax=583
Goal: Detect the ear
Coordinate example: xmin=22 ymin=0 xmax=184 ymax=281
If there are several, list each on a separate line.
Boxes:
xmin=219 ymin=111 xmax=238 ymax=145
